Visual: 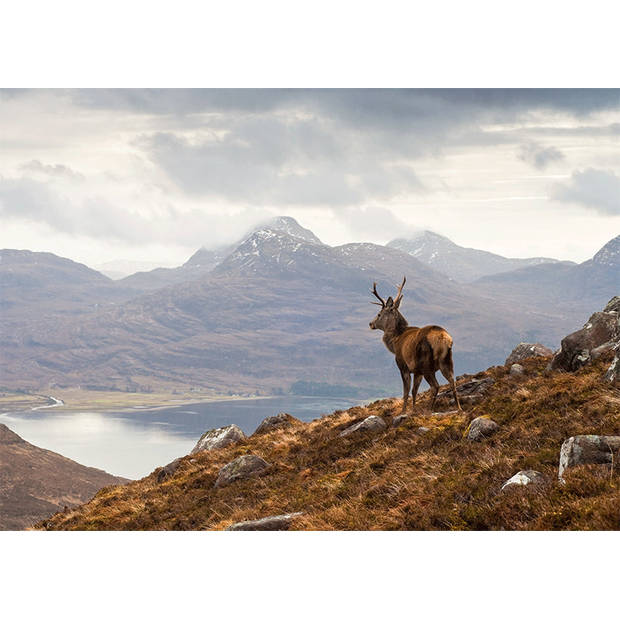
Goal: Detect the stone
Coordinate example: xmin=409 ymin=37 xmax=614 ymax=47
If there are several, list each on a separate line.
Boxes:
xmin=392 ymin=414 xmax=408 ymax=428
xmin=501 ymin=470 xmax=545 ymax=491
xmin=505 ymin=343 xmax=553 ymax=365
xmin=604 ymin=346 xmax=619 ymax=385
xmin=466 ymin=416 xmax=499 ymax=441
xmin=214 ymin=454 xmax=271 ymax=488
xmin=339 ymin=415 xmax=387 ymax=437
xmin=550 ymin=299 xmax=620 ymax=372
xmin=226 ymin=512 xmax=303 ymax=531
xmin=436 ymin=377 xmax=495 ymax=407
xmin=191 ymin=424 xmax=246 ymax=454
xmin=558 ymin=435 xmax=620 ymax=480
xmin=253 ymin=412 xmax=299 ymax=435
xmin=416 ymin=426 xmax=431 ymax=434
xmin=156 ymin=457 xmax=183 ymax=482
xmin=509 ymin=363 xmax=524 ymax=376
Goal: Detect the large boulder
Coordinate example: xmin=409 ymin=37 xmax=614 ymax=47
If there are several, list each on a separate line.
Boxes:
xmin=214 ymin=454 xmax=271 ymax=488
xmin=191 ymin=424 xmax=246 ymax=454
xmin=226 ymin=512 xmax=303 ymax=531
xmin=505 ymin=343 xmax=553 ymax=365
xmin=156 ymin=457 xmax=183 ymax=483
xmin=501 ymin=470 xmax=545 ymax=491
xmin=437 ymin=376 xmax=495 ymax=407
xmin=466 ymin=416 xmax=499 ymax=441
xmin=253 ymin=412 xmax=299 ymax=435
xmin=339 ymin=415 xmax=387 ymax=437
xmin=550 ymin=297 xmax=620 ymax=373
xmin=558 ymin=435 xmax=620 ymax=480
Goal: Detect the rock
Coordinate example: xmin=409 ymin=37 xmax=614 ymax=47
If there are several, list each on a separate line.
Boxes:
xmin=558 ymin=435 xmax=620 ymax=480
xmin=339 ymin=415 xmax=387 ymax=437
xmin=226 ymin=512 xmax=303 ymax=531
xmin=392 ymin=414 xmax=408 ymax=428
xmin=604 ymin=345 xmax=619 ymax=385
xmin=505 ymin=343 xmax=553 ymax=365
xmin=214 ymin=454 xmax=271 ymax=488
xmin=550 ymin=298 xmax=620 ymax=373
xmin=501 ymin=470 xmax=545 ymax=491
xmin=253 ymin=412 xmax=299 ymax=435
xmin=509 ymin=363 xmax=524 ymax=376
xmin=191 ymin=424 xmax=246 ymax=454
xmin=466 ymin=416 xmax=499 ymax=441
xmin=157 ymin=457 xmax=183 ymax=482
xmin=416 ymin=426 xmax=431 ymax=434
xmin=436 ymin=377 xmax=495 ymax=407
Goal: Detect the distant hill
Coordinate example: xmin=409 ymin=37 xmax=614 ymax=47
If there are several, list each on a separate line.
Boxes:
xmin=0 ymin=423 xmax=127 ymax=530
xmin=388 ymin=231 xmax=570 ymax=283
xmin=472 ymin=235 xmax=620 ymax=317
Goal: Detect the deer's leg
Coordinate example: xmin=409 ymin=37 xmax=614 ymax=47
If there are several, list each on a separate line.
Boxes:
xmin=439 ymin=361 xmax=462 ymax=412
xmin=398 ymin=362 xmax=411 ymax=414
xmin=424 ymin=372 xmax=440 ymax=412
xmin=411 ymin=373 xmax=423 ymax=410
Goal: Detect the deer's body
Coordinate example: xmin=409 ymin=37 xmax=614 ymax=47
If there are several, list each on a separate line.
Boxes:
xmin=370 ymin=278 xmax=461 ymax=414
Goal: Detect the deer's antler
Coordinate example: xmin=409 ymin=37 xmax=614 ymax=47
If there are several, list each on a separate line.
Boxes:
xmin=393 ymin=276 xmax=406 ymax=306
xmin=371 ymin=282 xmax=386 ymax=307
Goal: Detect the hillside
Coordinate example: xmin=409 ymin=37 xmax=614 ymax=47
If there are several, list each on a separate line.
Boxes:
xmin=0 ymin=423 xmax=127 ymax=530
xmin=37 ymin=351 xmax=620 ymax=531
xmin=0 ymin=227 xmax=568 ymax=395
xmin=388 ymin=231 xmax=567 ymax=283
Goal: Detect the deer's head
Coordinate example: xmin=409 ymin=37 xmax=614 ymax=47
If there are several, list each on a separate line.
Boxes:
xmin=369 ymin=277 xmax=407 ymax=333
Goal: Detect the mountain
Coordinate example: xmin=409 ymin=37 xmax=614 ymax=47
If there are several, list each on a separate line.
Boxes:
xmin=36 ymin=347 xmax=620 ymax=531
xmin=95 ymin=259 xmax=177 ymax=280
xmin=0 ymin=423 xmax=127 ymax=530
xmin=0 ymin=226 xmax=571 ymax=395
xmin=472 ymin=235 xmax=620 ymax=318
xmin=117 ymin=216 xmax=323 ymax=292
xmin=0 ymin=249 xmax=139 ymax=328
xmin=388 ymin=231 xmax=570 ymax=283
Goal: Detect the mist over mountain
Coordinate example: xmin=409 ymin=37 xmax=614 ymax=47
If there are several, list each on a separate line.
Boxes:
xmin=388 ymin=231 xmax=571 ymax=283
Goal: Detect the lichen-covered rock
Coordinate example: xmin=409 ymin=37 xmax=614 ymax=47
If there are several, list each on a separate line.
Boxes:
xmin=253 ymin=412 xmax=299 ymax=435
xmin=226 ymin=512 xmax=303 ymax=531
xmin=436 ymin=377 xmax=495 ymax=407
xmin=558 ymin=435 xmax=620 ymax=480
xmin=392 ymin=414 xmax=408 ymax=428
xmin=509 ymin=363 xmax=524 ymax=376
xmin=191 ymin=424 xmax=246 ymax=454
xmin=550 ymin=299 xmax=620 ymax=372
xmin=339 ymin=415 xmax=387 ymax=437
xmin=604 ymin=346 xmax=619 ymax=384
xmin=505 ymin=343 xmax=553 ymax=365
xmin=466 ymin=416 xmax=499 ymax=441
xmin=501 ymin=470 xmax=545 ymax=491
xmin=214 ymin=455 xmax=271 ymax=488
xmin=156 ymin=457 xmax=183 ymax=482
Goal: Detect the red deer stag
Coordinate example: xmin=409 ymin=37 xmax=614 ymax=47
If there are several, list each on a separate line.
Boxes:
xmin=369 ymin=277 xmax=461 ymax=414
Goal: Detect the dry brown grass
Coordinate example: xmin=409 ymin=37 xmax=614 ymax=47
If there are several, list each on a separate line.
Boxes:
xmin=37 ymin=356 xmax=620 ymax=531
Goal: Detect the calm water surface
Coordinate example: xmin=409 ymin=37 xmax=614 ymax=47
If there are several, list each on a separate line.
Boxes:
xmin=0 ymin=396 xmax=363 ymax=479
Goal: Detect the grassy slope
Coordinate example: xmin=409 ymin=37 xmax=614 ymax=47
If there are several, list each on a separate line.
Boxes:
xmin=38 ymin=356 xmax=620 ymax=531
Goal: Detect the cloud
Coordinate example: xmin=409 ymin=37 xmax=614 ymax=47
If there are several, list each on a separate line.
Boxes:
xmin=518 ymin=142 xmax=564 ymax=170
xmin=552 ymin=168 xmax=620 ymax=215
xmin=332 ymin=206 xmax=420 ymax=243
xmin=19 ymin=160 xmax=84 ymax=181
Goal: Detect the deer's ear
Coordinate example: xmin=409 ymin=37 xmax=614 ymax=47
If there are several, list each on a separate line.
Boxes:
xmin=386 ymin=296 xmax=394 ymax=307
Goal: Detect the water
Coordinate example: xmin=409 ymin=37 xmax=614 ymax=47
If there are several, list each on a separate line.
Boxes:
xmin=0 ymin=396 xmax=362 ymax=480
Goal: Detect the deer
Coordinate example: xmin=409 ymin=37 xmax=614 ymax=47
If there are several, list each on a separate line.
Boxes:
xmin=369 ymin=276 xmax=462 ymax=415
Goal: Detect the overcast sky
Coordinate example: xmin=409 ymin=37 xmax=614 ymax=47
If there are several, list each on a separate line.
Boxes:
xmin=1 ymin=88 xmax=619 ymax=269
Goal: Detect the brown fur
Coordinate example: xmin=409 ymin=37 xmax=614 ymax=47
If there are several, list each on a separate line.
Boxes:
xmin=369 ymin=279 xmax=462 ymax=414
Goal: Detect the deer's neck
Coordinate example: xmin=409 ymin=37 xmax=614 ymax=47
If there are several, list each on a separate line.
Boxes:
xmin=382 ymin=315 xmax=409 ymax=354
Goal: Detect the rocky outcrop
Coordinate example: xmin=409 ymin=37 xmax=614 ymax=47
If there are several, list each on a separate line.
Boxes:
xmin=214 ymin=455 xmax=271 ymax=488
xmin=437 ymin=376 xmax=495 ymax=407
xmin=392 ymin=414 xmax=408 ymax=428
xmin=505 ymin=343 xmax=553 ymax=365
xmin=226 ymin=512 xmax=303 ymax=531
xmin=339 ymin=415 xmax=387 ymax=437
xmin=550 ymin=297 xmax=620 ymax=374
xmin=466 ymin=416 xmax=499 ymax=441
xmin=253 ymin=412 xmax=299 ymax=435
xmin=191 ymin=424 xmax=246 ymax=454
xmin=501 ymin=470 xmax=545 ymax=491
xmin=558 ymin=435 xmax=620 ymax=480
